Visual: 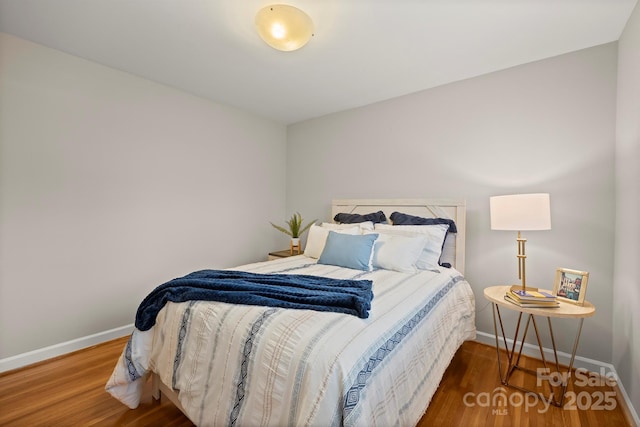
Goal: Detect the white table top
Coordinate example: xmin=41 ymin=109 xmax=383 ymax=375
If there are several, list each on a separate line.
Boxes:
xmin=484 ymin=285 xmax=595 ymax=319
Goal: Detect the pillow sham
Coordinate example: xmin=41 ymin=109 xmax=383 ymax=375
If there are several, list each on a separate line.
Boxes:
xmin=440 ymin=234 xmax=456 ymax=268
xmin=304 ymin=224 xmax=360 ymax=259
xmin=367 ymin=232 xmax=426 ymax=273
xmin=389 ymin=211 xmax=457 ymax=233
xmin=374 ymin=223 xmax=448 ymax=271
xmin=333 ymin=210 xmax=387 ymax=224
xmin=321 ymin=221 xmax=375 ymax=232
xmin=317 ymin=232 xmax=379 ymax=271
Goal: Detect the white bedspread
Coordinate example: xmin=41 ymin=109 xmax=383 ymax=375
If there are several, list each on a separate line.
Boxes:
xmin=106 ymin=256 xmax=476 ymax=426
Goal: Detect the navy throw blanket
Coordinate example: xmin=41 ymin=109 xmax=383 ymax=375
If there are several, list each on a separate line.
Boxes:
xmin=135 ymin=270 xmax=374 ymax=330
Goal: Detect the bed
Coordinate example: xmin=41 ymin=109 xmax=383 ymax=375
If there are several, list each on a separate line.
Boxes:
xmin=106 ymin=199 xmax=476 ymax=426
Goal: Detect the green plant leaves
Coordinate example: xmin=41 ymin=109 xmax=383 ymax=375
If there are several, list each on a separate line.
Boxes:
xmin=270 ymin=212 xmax=317 ymax=238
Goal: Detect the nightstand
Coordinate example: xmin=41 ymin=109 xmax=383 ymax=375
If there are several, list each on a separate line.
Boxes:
xmin=267 ymin=249 xmax=301 ymax=261
xmin=483 ymin=285 xmax=596 ymax=406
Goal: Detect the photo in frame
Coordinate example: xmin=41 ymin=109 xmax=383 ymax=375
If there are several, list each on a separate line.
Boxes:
xmin=553 ymin=267 xmax=589 ymax=306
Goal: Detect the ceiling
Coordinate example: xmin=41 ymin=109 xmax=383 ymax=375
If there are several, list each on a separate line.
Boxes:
xmin=0 ymin=0 xmax=636 ymax=125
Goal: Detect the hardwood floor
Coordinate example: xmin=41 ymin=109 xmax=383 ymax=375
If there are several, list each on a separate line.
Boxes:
xmin=0 ymin=337 xmax=631 ymax=426
xmin=418 ymin=341 xmax=631 ymax=427
xmin=0 ymin=337 xmax=190 ymax=427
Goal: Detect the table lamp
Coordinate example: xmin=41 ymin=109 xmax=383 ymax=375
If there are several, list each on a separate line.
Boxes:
xmin=490 ymin=193 xmax=551 ymax=291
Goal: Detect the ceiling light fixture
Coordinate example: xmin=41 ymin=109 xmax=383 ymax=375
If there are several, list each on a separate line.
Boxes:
xmin=255 ymin=4 xmax=314 ymax=52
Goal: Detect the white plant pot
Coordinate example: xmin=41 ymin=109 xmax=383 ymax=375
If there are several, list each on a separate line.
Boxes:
xmin=290 ymin=237 xmax=301 ymax=254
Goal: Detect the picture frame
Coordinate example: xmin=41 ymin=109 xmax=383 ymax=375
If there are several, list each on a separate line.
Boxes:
xmin=553 ymin=267 xmax=589 ymax=306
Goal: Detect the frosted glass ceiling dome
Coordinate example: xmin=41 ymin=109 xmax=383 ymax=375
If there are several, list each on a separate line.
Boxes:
xmin=255 ymin=4 xmax=314 ymax=52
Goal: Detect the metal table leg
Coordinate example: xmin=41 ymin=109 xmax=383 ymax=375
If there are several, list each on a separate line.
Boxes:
xmin=490 ymin=302 xmax=587 ymax=407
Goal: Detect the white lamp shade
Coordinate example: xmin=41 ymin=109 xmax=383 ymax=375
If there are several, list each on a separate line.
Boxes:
xmin=255 ymin=5 xmax=314 ymax=52
xmin=490 ymin=193 xmax=551 ymax=231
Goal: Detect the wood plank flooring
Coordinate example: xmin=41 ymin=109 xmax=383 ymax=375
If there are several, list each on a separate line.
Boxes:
xmin=0 ymin=337 xmax=631 ymax=426
xmin=418 ymin=341 xmax=631 ymax=427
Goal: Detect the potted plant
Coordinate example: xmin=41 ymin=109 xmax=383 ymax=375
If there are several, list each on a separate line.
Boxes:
xmin=271 ymin=212 xmax=316 ymax=254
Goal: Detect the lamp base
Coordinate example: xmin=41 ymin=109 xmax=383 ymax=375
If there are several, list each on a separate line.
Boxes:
xmin=509 ymin=285 xmax=539 ymax=293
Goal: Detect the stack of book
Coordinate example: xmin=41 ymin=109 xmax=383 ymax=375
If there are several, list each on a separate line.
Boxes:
xmin=504 ymin=288 xmax=559 ymax=308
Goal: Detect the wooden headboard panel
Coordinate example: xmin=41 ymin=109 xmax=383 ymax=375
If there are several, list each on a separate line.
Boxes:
xmin=331 ymin=199 xmax=466 ymax=275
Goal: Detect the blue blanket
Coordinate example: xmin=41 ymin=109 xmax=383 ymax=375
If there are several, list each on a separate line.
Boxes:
xmin=135 ymin=270 xmax=374 ymax=330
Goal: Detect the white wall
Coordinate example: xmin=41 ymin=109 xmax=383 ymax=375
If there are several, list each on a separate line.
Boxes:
xmin=287 ymin=43 xmax=617 ymax=364
xmin=614 ymin=2 xmax=640 ymax=414
xmin=0 ymin=33 xmax=287 ymax=359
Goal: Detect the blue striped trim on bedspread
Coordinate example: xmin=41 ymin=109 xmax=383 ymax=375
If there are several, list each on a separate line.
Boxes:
xmin=230 ymin=308 xmax=278 ymax=426
xmin=343 ymin=275 xmax=464 ymax=418
xmin=172 ymin=301 xmax=195 ymax=389
xmin=124 ymin=338 xmax=142 ymax=382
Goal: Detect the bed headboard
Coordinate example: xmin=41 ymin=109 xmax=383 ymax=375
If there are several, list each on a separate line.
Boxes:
xmin=331 ymin=198 xmax=466 ymax=275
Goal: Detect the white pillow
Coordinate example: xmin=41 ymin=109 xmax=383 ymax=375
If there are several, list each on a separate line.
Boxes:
xmin=374 ymin=223 xmax=449 ymax=270
xmin=304 ymin=224 xmax=360 ymax=259
xmin=321 ymin=221 xmax=374 ymax=233
xmin=367 ymin=232 xmax=426 ymax=273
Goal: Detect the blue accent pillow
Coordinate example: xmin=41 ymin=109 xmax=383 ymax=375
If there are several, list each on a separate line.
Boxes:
xmin=317 ymin=232 xmax=379 ymax=271
xmin=334 ymin=210 xmax=387 ymax=224
xmin=389 ymin=212 xmax=457 ymax=233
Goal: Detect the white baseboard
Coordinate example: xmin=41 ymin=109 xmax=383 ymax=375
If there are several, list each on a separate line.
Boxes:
xmin=476 ymin=331 xmax=640 ymax=426
xmin=0 ymin=324 xmax=134 ymax=373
